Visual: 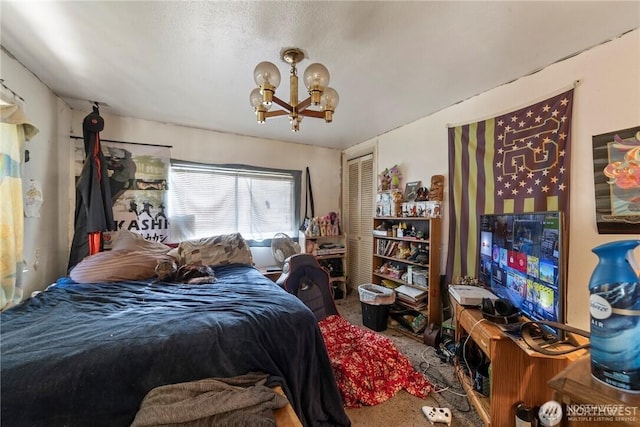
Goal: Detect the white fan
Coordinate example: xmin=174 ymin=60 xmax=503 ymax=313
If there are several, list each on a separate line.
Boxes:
xmin=271 ymin=233 xmax=301 ymax=267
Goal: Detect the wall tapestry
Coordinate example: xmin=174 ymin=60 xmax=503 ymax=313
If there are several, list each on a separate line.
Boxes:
xmin=592 ymin=125 xmax=640 ymax=234
xmin=74 ymin=139 xmax=171 ymax=245
xmin=446 ymin=89 xmax=574 ymax=281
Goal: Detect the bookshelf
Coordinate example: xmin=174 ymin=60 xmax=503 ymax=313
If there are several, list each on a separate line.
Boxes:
xmin=372 ymin=216 xmax=441 ymax=326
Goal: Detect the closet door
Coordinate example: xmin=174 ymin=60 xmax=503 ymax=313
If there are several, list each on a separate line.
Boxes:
xmin=346 ymin=154 xmax=374 ymax=291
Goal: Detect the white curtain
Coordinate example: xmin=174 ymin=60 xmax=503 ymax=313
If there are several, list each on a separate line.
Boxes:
xmin=0 ymin=90 xmax=39 ymax=309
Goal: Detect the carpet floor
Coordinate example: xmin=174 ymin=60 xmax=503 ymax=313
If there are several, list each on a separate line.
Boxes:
xmin=334 ymin=292 xmax=483 ymax=427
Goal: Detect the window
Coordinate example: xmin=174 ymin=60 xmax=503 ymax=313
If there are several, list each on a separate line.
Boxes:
xmin=168 ymin=161 xmax=301 ymax=246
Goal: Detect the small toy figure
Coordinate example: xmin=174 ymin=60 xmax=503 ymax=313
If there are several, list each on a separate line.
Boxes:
xmin=391 ymin=190 xmax=403 ymax=217
xmin=389 ymin=165 xmax=402 ymax=190
xmin=378 ymin=164 xmax=402 ymax=191
xmin=416 ymin=186 xmax=429 ymax=201
xmin=309 ymin=217 xmax=320 ymax=237
xmin=396 ymin=242 xmax=411 ymax=259
xmin=407 ymin=242 xmax=420 ymax=261
xmin=328 ymin=211 xmax=340 ymax=236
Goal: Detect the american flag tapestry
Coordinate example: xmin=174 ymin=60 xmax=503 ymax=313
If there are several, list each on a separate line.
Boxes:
xmin=446 ymin=89 xmax=574 ymax=281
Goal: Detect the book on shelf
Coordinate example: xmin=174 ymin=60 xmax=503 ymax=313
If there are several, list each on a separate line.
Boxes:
xmin=316 ymin=248 xmax=346 ymax=256
xmin=384 ymin=241 xmax=398 ymax=257
xmin=376 ymin=240 xmax=388 ymax=256
xmin=395 ymin=284 xmax=428 ymax=302
xmin=395 ymin=297 xmax=428 ymax=311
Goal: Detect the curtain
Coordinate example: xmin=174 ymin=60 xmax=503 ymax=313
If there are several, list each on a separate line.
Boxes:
xmin=0 ymin=93 xmax=39 ymax=310
xmin=446 ymin=89 xmax=574 ymax=282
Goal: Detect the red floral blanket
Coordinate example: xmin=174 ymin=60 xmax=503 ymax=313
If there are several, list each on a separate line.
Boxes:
xmin=318 ymin=315 xmax=432 ymax=407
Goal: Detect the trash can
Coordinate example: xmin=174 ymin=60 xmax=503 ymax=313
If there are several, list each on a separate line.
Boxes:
xmin=358 ymin=284 xmax=396 ymax=331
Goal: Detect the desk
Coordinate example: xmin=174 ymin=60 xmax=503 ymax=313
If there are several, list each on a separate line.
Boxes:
xmin=453 ymin=301 xmax=587 ymax=427
xmin=548 ymin=355 xmax=640 ymax=427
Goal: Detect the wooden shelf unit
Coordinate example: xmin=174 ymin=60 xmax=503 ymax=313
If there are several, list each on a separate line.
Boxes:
xmin=372 ymin=216 xmax=441 ymax=326
xmin=453 ymin=300 xmax=587 ymax=427
xmin=299 ymin=233 xmax=347 ymax=299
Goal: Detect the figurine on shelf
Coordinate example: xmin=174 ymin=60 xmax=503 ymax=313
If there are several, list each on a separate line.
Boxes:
xmin=328 ymin=211 xmax=340 ymax=236
xmin=428 ymin=175 xmax=444 ymax=201
xmin=308 ymin=217 xmax=320 ymax=237
xmin=379 ymin=168 xmax=391 ymax=191
xmin=407 ymin=242 xmax=420 ymax=261
xmin=396 ymin=242 xmax=411 ymax=259
xmin=320 ymin=216 xmax=328 ymax=237
xmin=416 ymin=186 xmax=429 ymax=201
xmin=378 ymin=164 xmax=402 ymax=191
xmin=389 ymin=165 xmax=402 ymax=190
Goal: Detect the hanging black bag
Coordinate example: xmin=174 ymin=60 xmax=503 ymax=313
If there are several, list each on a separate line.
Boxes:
xmin=299 ymin=167 xmax=315 ymax=232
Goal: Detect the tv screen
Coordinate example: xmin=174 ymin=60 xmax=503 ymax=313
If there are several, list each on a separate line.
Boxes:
xmin=478 ymin=211 xmax=565 ymax=339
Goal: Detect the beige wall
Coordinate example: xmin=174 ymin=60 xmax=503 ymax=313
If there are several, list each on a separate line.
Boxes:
xmin=352 ymin=29 xmax=640 ymax=331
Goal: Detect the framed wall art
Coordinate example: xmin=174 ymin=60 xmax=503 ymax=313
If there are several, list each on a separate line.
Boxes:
xmin=592 ymin=125 xmax=640 ymax=234
xmin=404 ymin=181 xmax=420 ymax=202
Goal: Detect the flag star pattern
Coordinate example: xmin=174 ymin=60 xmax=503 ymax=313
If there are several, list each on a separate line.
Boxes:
xmin=446 ymin=89 xmax=574 ymax=280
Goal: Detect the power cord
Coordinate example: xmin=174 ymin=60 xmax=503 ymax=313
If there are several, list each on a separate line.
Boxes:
xmin=419 ymin=347 xmax=472 ymax=413
xmin=462 ymin=318 xmax=486 ymax=378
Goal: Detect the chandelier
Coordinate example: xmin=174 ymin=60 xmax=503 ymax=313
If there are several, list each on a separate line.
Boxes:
xmin=250 ymin=48 xmax=339 ymax=132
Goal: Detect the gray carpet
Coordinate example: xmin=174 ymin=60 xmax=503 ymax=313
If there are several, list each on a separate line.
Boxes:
xmin=334 ymin=293 xmax=483 ymax=426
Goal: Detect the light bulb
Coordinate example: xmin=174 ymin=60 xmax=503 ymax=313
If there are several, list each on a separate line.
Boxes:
xmin=250 ymin=88 xmax=270 ymax=123
xmin=303 ymin=63 xmax=330 ymax=90
xmin=321 ymin=87 xmax=339 ymax=111
xmin=321 ymin=87 xmax=339 ymax=123
xmin=250 ymin=88 xmax=263 ymax=109
xmin=253 ymin=61 xmax=281 ymax=88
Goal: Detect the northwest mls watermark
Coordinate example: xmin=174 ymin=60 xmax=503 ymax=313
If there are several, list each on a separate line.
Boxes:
xmin=566 ymin=404 xmax=638 ymax=423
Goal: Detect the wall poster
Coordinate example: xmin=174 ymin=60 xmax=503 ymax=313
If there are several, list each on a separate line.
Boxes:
xmin=592 ymin=125 xmax=640 ymax=234
xmin=74 ymin=139 xmax=171 ymax=244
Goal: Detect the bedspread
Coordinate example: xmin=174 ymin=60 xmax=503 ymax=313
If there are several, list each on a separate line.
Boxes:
xmin=0 ymin=265 xmax=349 ymax=427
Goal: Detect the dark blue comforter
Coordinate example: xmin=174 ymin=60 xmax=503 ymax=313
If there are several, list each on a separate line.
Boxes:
xmin=0 ymin=265 xmax=350 ymax=426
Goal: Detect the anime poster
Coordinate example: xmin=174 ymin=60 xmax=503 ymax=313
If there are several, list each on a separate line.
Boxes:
xmin=74 ymin=139 xmax=170 ymax=244
xmin=592 ymin=126 xmax=640 ymax=234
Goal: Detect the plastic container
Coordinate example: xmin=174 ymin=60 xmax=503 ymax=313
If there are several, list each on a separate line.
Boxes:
xmin=589 ymin=239 xmax=640 ymax=392
xmin=358 ymin=283 xmax=396 ymax=305
xmin=358 ymin=284 xmax=395 ymax=332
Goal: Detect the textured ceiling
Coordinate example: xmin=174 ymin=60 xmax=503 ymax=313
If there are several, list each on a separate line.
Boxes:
xmin=1 ymin=1 xmax=638 ymax=150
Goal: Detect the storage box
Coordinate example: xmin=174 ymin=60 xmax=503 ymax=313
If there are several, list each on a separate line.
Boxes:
xmin=412 ymin=268 xmax=429 ymax=287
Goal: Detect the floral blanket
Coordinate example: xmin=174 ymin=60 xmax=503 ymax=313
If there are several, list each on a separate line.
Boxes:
xmin=318 ymin=315 xmax=432 ymax=407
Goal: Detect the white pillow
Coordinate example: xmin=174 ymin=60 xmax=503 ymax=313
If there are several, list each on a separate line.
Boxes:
xmin=70 ymin=249 xmax=174 ymax=283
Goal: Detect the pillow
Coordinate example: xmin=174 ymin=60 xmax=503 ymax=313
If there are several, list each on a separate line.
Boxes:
xmin=70 ymin=249 xmax=175 ymax=283
xmin=111 ymin=230 xmax=172 ymax=254
xmin=173 ymin=232 xmax=254 ymax=267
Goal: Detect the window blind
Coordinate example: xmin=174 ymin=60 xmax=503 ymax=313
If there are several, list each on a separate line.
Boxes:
xmin=169 ymin=161 xmax=301 ymax=244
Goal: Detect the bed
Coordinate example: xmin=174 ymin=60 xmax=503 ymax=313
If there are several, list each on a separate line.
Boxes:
xmin=0 ymin=233 xmax=350 ymax=427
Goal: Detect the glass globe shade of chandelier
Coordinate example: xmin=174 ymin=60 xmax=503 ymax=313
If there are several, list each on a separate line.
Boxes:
xmin=250 ymin=48 xmax=339 ymax=132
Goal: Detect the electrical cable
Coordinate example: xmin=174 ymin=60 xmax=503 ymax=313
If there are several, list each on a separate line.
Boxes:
xmin=418 ymin=347 xmax=472 ymax=413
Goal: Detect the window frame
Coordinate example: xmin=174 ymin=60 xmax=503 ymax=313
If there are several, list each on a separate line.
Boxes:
xmin=169 ymin=160 xmax=302 ymax=247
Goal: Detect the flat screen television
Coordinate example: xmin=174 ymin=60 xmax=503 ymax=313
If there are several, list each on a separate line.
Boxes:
xmin=477 ymin=211 xmax=566 ymax=340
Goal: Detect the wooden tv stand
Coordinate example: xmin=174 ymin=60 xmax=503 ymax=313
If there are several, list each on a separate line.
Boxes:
xmin=453 ymin=299 xmax=587 ymax=427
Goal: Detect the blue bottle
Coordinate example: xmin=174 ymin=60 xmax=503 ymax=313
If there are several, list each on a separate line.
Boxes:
xmin=589 ymin=239 xmax=640 ymax=392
